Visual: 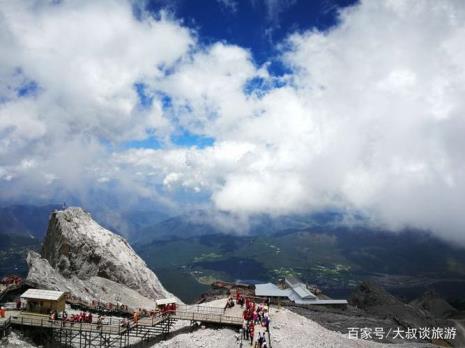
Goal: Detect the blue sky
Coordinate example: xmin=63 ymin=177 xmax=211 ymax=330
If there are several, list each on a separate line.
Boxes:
xmin=133 ymin=0 xmax=358 ymax=150
xmin=145 ymin=0 xmax=357 ymax=64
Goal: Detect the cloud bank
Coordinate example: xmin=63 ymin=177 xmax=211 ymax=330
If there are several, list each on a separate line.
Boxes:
xmin=1 ymin=0 xmax=465 ymax=243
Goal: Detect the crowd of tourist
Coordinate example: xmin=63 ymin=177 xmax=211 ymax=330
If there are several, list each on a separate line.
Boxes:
xmin=12 ymin=287 xmax=271 ymax=347
xmin=228 ymin=292 xmax=270 ymax=348
xmin=90 ymin=299 xmax=128 ymax=312
xmin=158 ymin=303 xmax=177 ymax=315
xmin=43 ymin=301 xmax=177 ymax=330
xmin=49 ymin=309 xmax=106 ymax=327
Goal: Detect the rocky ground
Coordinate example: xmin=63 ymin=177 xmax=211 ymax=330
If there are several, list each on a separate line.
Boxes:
xmin=0 ymin=332 xmax=37 ymax=348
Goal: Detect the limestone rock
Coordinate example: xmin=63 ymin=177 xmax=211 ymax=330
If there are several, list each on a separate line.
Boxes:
xmin=27 ymin=207 xmax=175 ymax=306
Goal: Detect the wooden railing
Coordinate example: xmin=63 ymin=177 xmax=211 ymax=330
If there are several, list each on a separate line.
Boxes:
xmin=173 ymin=310 xmax=242 ymax=325
xmin=177 ymin=304 xmax=227 ymax=315
xmin=171 ymin=305 xmax=242 ymax=325
xmin=0 ymin=317 xmax=12 ymax=338
xmin=9 ymin=314 xmax=128 ymax=335
xmin=8 ymin=303 xmax=243 ymax=337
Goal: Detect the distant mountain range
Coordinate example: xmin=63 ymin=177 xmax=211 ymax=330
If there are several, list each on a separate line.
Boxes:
xmin=2 ymin=203 xmax=465 ymax=305
xmin=0 ymin=203 xmax=359 ymax=244
xmin=0 ymin=204 xmax=61 ymax=238
xmin=132 ymin=209 xmax=359 ymax=246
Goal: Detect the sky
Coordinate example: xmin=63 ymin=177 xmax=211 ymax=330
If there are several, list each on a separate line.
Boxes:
xmin=1 ymin=0 xmax=465 ymax=243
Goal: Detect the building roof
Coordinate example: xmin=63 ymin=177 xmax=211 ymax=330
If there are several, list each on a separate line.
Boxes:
xmin=285 ymin=276 xmax=301 ymax=287
xmin=292 ymin=284 xmax=316 ymax=299
xmin=255 ymin=283 xmax=291 ymax=297
xmin=21 ymin=289 xmax=65 ymax=301
xmin=156 ymin=298 xmax=177 ymax=306
xmin=290 ymin=295 xmax=348 ymax=305
xmin=257 ymin=279 xmax=347 ymax=305
xmin=284 ymin=277 xmax=316 ymax=299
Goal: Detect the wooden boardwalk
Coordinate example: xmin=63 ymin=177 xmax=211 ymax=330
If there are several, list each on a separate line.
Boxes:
xmin=6 ymin=312 xmax=173 ymax=347
xmin=2 ymin=303 xmax=244 ymax=347
xmin=173 ymin=304 xmax=243 ymax=326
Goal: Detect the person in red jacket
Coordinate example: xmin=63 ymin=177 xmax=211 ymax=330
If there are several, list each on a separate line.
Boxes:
xmin=249 ymin=321 xmax=255 ymax=345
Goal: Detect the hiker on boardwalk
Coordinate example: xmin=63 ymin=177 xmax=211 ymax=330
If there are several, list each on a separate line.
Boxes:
xmin=238 ymin=295 xmax=245 ymax=308
xmin=253 ymin=310 xmax=258 ymax=324
xmin=97 ymin=315 xmax=104 ymax=329
xmin=263 ymin=315 xmax=270 ymax=332
xmin=248 ymin=320 xmax=255 ymax=345
xmin=256 ymin=332 xmax=265 ymax=348
xmin=133 ymin=309 xmax=140 ymax=325
xmin=0 ymin=306 xmax=5 ymax=318
xmin=242 ymin=320 xmax=249 ymax=340
xmin=49 ymin=310 xmax=57 ymax=321
xmin=121 ymin=318 xmax=130 ymax=328
xmin=169 ymin=303 xmax=176 ymax=314
xmin=224 ymin=297 xmax=235 ymax=311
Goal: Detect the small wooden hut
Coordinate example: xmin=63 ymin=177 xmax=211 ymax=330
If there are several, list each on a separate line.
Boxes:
xmin=20 ymin=289 xmax=66 ymax=314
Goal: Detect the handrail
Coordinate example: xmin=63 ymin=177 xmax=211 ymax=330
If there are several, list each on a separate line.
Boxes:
xmin=0 ymin=316 xmax=12 ymax=327
xmin=177 ymin=304 xmax=228 ymax=315
xmin=172 ymin=310 xmax=242 ymax=324
xmin=9 ymin=316 xmax=129 ymax=335
xmin=8 ymin=305 xmax=244 ymax=334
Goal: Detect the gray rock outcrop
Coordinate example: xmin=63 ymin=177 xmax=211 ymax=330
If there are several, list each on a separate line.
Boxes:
xmin=410 ymin=290 xmax=457 ymax=319
xmin=350 ymin=281 xmax=436 ymax=329
xmin=27 ymin=207 xmax=175 ymax=307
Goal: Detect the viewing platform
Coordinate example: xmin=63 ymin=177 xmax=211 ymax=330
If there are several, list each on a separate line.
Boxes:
xmin=1 ymin=300 xmax=245 ymax=347
xmin=172 ymin=304 xmax=243 ymax=326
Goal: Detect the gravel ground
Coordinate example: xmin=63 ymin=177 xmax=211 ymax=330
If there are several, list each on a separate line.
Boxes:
xmin=268 ymin=307 xmax=436 ymax=348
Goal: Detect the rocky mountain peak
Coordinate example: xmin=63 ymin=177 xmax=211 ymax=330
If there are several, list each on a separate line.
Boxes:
xmin=27 ymin=207 xmax=174 ymax=304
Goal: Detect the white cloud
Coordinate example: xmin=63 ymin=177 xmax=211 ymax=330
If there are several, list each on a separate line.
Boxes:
xmin=1 ymin=0 xmax=465 ymax=243
xmin=156 ymin=42 xmax=258 ymax=137
xmin=1 ymin=0 xmax=192 ymax=142
xmin=144 ymin=0 xmax=465 ymax=242
xmin=275 ymin=0 xmax=465 ymax=242
xmin=0 ymin=0 xmax=192 ymax=203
